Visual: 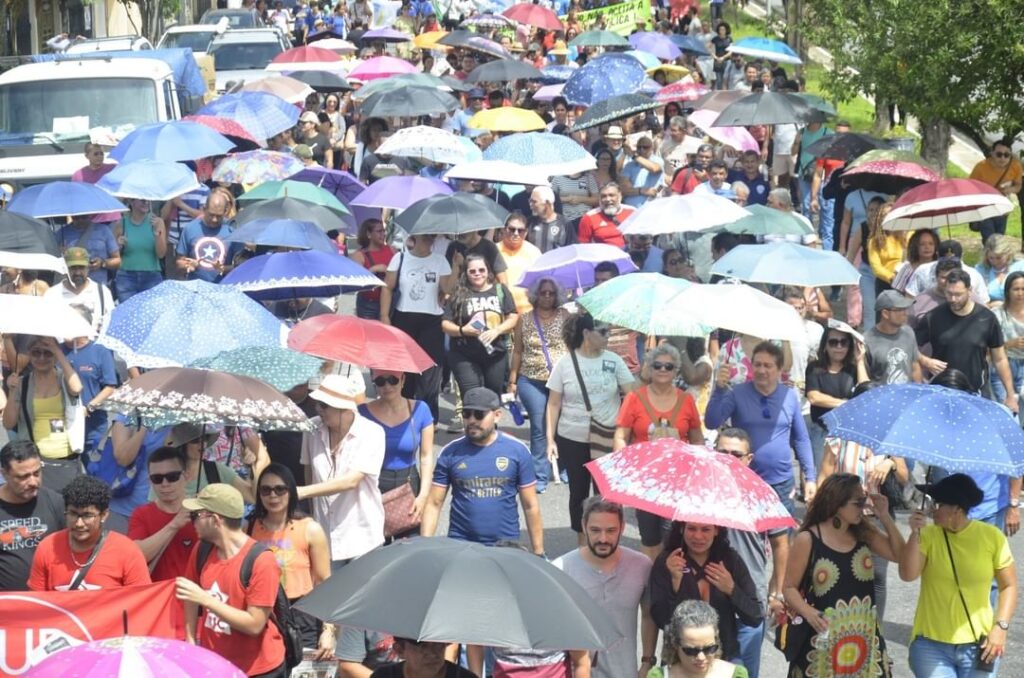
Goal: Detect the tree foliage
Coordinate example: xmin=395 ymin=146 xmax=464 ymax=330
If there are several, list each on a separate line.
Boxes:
xmin=116 ymin=0 xmax=180 ymax=43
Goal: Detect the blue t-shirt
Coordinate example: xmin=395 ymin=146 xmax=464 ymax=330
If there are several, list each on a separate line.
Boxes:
xmin=728 ymin=170 xmax=771 ymax=206
xmin=432 ymin=432 xmax=536 ymax=545
xmin=968 ymin=472 xmax=1011 ymax=522
xmin=358 ymin=400 xmax=434 ymax=471
xmin=621 ymin=157 xmax=664 ymax=208
xmin=107 ymin=415 xmax=171 ymax=520
xmin=63 ymin=341 xmax=118 ymax=452
xmin=175 ymin=217 xmax=234 ymax=282
xmin=58 ymin=223 xmax=120 ymax=284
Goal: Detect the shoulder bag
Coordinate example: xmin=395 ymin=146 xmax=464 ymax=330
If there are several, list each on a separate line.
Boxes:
xmin=773 ymin=528 xmax=818 ymax=662
xmin=381 ymin=400 xmax=422 ymax=538
xmin=637 ymin=387 xmax=685 ymax=440
xmin=388 ymin=251 xmax=405 ymax=321
xmin=569 ymin=350 xmax=615 ymax=459
xmin=943 ymin=529 xmax=996 ymax=672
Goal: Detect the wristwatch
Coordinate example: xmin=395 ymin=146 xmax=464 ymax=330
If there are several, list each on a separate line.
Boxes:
xmin=996 ymin=620 xmax=1010 ymax=631
xmin=1010 ymin=500 xmax=1020 ymax=509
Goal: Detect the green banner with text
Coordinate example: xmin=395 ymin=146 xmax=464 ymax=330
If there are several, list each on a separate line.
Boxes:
xmin=568 ymin=0 xmax=652 ymax=36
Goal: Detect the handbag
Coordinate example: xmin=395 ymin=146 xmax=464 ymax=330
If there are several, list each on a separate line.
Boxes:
xmin=774 ymin=529 xmax=818 ymax=662
xmin=569 ymin=350 xmax=615 ymax=459
xmin=943 ymin=530 xmax=997 ymax=672
xmin=637 ymin=387 xmax=684 ymax=441
xmin=381 ymin=399 xmax=422 ymax=539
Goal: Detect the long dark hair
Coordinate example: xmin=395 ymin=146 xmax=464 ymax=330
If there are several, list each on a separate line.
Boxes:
xmin=810 ymin=326 xmax=858 ymax=377
xmin=1004 ymin=270 xmax=1024 ymax=308
xmin=449 ymin=253 xmax=495 ymax=324
xmin=800 ymin=473 xmax=870 ymax=541
xmin=562 ymin=311 xmax=595 ymax=349
xmin=594 ymin=147 xmax=618 ymax=181
xmin=906 ymin=229 xmax=939 ymax=266
xmin=661 ymin=520 xmax=732 ymax=562
xmin=251 ymin=463 xmax=303 ymax=525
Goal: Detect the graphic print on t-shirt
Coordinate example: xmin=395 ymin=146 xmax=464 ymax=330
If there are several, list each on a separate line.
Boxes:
xmin=0 ymin=517 xmax=49 ymax=551
xmin=885 ymin=347 xmax=909 ymax=384
xmin=54 ymin=568 xmax=101 ymax=590
xmin=203 ymin=581 xmax=232 ymax=634
xmin=194 ymin=236 xmax=226 ymax=270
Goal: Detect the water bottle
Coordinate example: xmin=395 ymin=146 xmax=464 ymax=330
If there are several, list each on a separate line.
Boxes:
xmin=501 ymin=393 xmax=526 ymax=425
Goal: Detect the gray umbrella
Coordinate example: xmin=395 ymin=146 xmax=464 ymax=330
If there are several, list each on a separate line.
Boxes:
xmin=360 ymin=86 xmax=461 ymax=118
xmin=465 ymin=59 xmax=544 ymax=83
xmin=396 ymin=192 xmax=509 ymax=236
xmin=711 ymin=91 xmax=825 ymax=127
xmin=294 ymin=537 xmax=620 ymax=650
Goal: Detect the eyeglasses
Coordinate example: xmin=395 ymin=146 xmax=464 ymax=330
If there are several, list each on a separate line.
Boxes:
xmin=679 ymin=643 xmax=719 ymax=657
xmin=461 ymin=409 xmax=489 ymax=420
xmin=994 ymin=152 xmax=1011 ymax=158
xmin=827 ymin=337 xmax=850 ymax=348
xmin=259 ymin=484 xmax=289 ymax=497
xmin=189 ymin=510 xmax=213 ymax=522
xmin=149 ymin=471 xmax=183 ymax=485
xmin=30 ymin=349 xmax=54 ymax=358
xmin=651 ymin=361 xmax=676 ymax=371
xmin=716 ymin=447 xmax=751 ymax=459
xmin=467 ymin=268 xmax=488 ymax=275
xmin=65 ymin=510 xmax=102 ymax=523
xmin=373 ymin=375 xmax=401 ymax=387
xmin=506 ymin=226 xmax=527 ymax=235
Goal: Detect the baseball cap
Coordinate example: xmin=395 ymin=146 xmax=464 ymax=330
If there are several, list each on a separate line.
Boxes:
xmin=876 ymin=289 xmax=912 ymax=311
xmin=183 ymin=483 xmax=245 ymax=519
xmin=462 ymin=387 xmax=501 ymax=410
xmin=310 ymin=373 xmax=364 ymax=410
xmin=293 ymin=144 xmax=314 ymax=160
xmin=468 ymin=87 xmax=486 ymax=100
xmin=299 ymin=110 xmax=319 ymax=124
xmin=64 ymin=247 xmax=90 ymax=268
xmin=915 ymin=473 xmax=984 ymax=512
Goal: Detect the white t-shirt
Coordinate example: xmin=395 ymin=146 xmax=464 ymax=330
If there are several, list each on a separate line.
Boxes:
xmin=546 ymin=350 xmax=634 ymax=442
xmin=44 ymin=280 xmax=114 ymax=338
xmin=906 ymin=262 xmax=989 ymax=303
xmin=773 ymin=123 xmax=798 ymax=156
xmin=387 ymin=250 xmax=452 ymax=316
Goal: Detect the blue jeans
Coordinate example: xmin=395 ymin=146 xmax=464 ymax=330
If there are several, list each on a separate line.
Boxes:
xmin=909 ymin=636 xmax=1000 ymax=677
xmin=808 ymin=420 xmax=827 ymax=477
xmin=859 ymin=261 xmax=877 ymax=331
xmin=771 ymin=475 xmax=796 ymax=518
xmin=735 ymin=618 xmax=765 ymax=678
xmin=114 ymin=269 xmax=162 ymax=302
xmin=976 ymin=215 xmax=1008 ymax=245
xmin=989 ymin=358 xmax=1024 ymax=402
xmin=517 ymin=376 xmax=550 ymax=488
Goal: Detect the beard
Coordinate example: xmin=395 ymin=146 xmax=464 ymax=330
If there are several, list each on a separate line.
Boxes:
xmin=586 ymin=535 xmax=620 ymax=559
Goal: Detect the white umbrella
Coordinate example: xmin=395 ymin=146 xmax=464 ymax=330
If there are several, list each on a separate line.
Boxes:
xmin=618 ymin=194 xmax=750 ymax=236
xmin=664 ymin=283 xmax=806 ymax=342
xmin=444 ymin=160 xmax=550 ymax=186
xmin=0 ymin=294 xmax=94 ymax=339
xmin=308 ymin=38 xmax=358 ymax=54
xmin=0 ymin=251 xmax=68 ymax=275
xmin=377 ymin=125 xmax=470 ymax=165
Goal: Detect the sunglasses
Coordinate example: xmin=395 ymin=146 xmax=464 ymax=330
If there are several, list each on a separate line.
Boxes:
xmin=651 ymin=361 xmax=676 ymax=371
xmin=716 ymin=447 xmax=751 ymax=459
xmin=259 ymin=484 xmax=289 ymax=497
xmin=537 ymin=289 xmax=557 ymax=297
xmin=373 ymin=375 xmax=401 ymax=387
xmin=189 ymin=510 xmax=213 ymax=521
xmin=760 ymin=395 xmax=771 ymax=419
xmin=30 ymin=349 xmax=54 ymax=358
xmin=149 ymin=471 xmax=183 ymax=485
xmin=827 ymin=337 xmax=850 ymax=347
xmin=994 ymin=152 xmax=1011 ymax=158
xmin=506 ymin=226 xmax=527 ymax=235
xmin=591 ymin=327 xmax=610 ymax=336
xmin=679 ymin=643 xmax=719 ymax=657
xmin=461 ymin=409 xmax=489 ymax=420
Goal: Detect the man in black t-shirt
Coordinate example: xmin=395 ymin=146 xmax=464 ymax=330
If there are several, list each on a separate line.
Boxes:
xmin=446 ymin=230 xmax=509 ymax=285
xmin=0 ymin=441 xmax=65 ymax=591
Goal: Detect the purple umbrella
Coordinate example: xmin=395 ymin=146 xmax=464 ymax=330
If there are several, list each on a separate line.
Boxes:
xmin=628 ymin=31 xmax=683 ymax=61
xmin=27 ymin=636 xmax=247 ymax=678
xmin=290 ymin=166 xmax=379 ymax=224
xmin=518 ymin=243 xmax=638 ymax=293
xmin=351 ymin=175 xmax=454 ymax=210
xmin=363 ymin=27 xmax=412 ymax=42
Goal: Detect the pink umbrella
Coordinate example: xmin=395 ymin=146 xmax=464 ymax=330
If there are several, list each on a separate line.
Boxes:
xmin=347 ymin=56 xmax=418 ymax=82
xmin=503 ymin=2 xmax=563 ymax=30
xmin=27 ymin=636 xmax=247 ymax=678
xmin=688 ymin=108 xmax=759 ymax=153
xmin=882 ymin=178 xmax=1015 ymax=231
xmin=271 ymin=45 xmax=341 ymax=65
xmin=842 ymin=159 xmax=941 ymax=193
xmin=533 ymin=83 xmax=565 ymax=102
xmin=655 ymin=81 xmax=709 ymax=104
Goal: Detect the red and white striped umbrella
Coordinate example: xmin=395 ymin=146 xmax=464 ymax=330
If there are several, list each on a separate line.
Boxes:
xmin=882 ymin=178 xmax=1015 ymax=231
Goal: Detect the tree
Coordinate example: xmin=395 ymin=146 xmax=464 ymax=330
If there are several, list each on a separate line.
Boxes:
xmin=116 ymin=0 xmax=181 ymax=43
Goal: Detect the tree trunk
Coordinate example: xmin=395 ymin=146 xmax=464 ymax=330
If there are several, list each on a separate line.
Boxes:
xmin=920 ymin=117 xmax=951 ymax=176
xmin=873 ymin=98 xmax=892 ymax=135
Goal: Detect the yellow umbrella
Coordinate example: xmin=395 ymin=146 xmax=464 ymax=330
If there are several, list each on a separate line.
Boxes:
xmin=468 ymin=107 xmax=546 ymax=132
xmin=414 ymin=31 xmax=450 ymax=50
xmin=646 ymin=64 xmax=690 ymax=84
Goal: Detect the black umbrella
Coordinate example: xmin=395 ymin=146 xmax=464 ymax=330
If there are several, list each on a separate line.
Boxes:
xmin=464 ymin=59 xmax=544 ymax=84
xmin=712 ymin=91 xmax=825 ymax=127
xmin=236 ymin=196 xmax=355 ymax=232
xmin=691 ymin=89 xmax=748 ymax=113
xmin=396 ymin=192 xmax=509 ymax=236
xmin=0 ymin=210 xmax=69 ymax=274
xmin=360 ymin=86 xmax=460 ymax=118
xmin=804 ymin=132 xmax=889 ymax=162
xmin=295 ymin=537 xmax=620 ymax=650
xmin=441 ymin=75 xmax=473 ymax=93
xmin=287 ymin=70 xmax=352 ymax=93
xmin=306 ymin=30 xmax=347 ymax=43
xmin=572 ymin=93 xmax=661 ymax=131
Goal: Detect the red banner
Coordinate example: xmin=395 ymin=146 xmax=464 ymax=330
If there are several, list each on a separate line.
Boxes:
xmin=0 ymin=581 xmax=179 ymax=677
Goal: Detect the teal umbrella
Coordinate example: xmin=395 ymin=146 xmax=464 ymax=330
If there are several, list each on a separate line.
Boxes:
xmin=352 ymin=73 xmax=450 ymax=102
xmin=718 ymin=204 xmax=814 ymax=237
xmin=238 ymin=180 xmax=351 ymax=214
xmin=576 ymin=272 xmax=709 ymax=336
xmin=569 ymin=30 xmax=630 ymax=48
xmin=189 ymin=346 xmax=324 ymax=391
xmin=795 ymin=93 xmax=838 ymax=117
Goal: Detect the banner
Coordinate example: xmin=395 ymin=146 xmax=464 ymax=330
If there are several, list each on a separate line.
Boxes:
xmin=569 ymin=0 xmax=651 ymax=36
xmin=0 ymin=581 xmax=178 ymax=677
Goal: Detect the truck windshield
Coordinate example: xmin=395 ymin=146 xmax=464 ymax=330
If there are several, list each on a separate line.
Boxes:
xmin=159 ymin=32 xmax=216 ymax=52
xmin=0 ymin=77 xmax=158 ymax=142
xmin=209 ymin=42 xmax=283 ymax=70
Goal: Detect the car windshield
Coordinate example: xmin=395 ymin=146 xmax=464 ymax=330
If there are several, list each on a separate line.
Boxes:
xmin=0 ymin=77 xmax=158 ymax=142
xmin=159 ymin=32 xmax=215 ymax=52
xmin=209 ymin=42 xmax=282 ymax=70
xmin=202 ymin=11 xmax=258 ymax=28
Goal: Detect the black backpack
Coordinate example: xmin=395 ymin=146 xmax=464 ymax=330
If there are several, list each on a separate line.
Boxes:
xmin=196 ymin=540 xmax=304 ymax=672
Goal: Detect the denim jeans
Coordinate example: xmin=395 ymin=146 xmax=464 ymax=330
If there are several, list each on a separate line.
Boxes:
xmin=771 ymin=475 xmax=796 ymax=519
xmin=808 ymin=420 xmax=828 ymax=477
xmin=114 ymin=269 xmax=162 ymax=302
xmin=909 ymin=636 xmax=1000 ymax=677
xmin=735 ymin=618 xmax=765 ymax=678
xmin=859 ymin=260 xmax=877 ymax=331
xmin=355 ymin=295 xmax=381 ymax=320
xmin=976 ymin=215 xmax=1008 ymax=245
xmin=516 ymin=375 xmax=550 ymax=488
xmin=989 ymin=358 xmax=1024 ymax=402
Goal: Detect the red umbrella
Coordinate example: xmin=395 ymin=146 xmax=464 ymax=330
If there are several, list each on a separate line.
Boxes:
xmin=288 ymin=315 xmax=435 ymax=373
xmin=502 ymin=3 xmax=563 ymax=30
xmin=271 ymin=45 xmax=342 ymax=64
xmin=655 ymin=81 xmax=709 ymax=104
xmin=184 ymin=115 xmax=261 ymax=145
xmin=881 ymin=178 xmax=1015 ymax=231
xmin=841 ymin=159 xmax=941 ymax=193
xmin=585 ymin=439 xmax=797 ymax=532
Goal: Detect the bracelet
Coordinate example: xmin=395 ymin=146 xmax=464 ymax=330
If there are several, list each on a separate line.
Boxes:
xmin=769 ymin=592 xmax=784 ymax=602
xmin=640 ymin=656 xmax=657 ymax=664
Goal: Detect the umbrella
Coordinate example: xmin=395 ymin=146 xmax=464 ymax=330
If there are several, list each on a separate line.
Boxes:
xmin=190 ymin=346 xmax=323 ymax=392
xmin=468 ymin=107 xmax=547 ymax=133
xmin=376 ymin=125 xmax=469 ymax=165
xmin=183 ymin=114 xmax=262 ymax=146
xmin=655 ymin=81 xmax=709 ymax=104
xmin=664 ymin=282 xmax=806 ymax=342
xmin=211 ymin=149 xmax=305 ymax=185
xmin=395 ymin=192 xmax=509 ymax=236
xmin=0 ymin=294 xmax=94 ymax=339
xmin=196 ymin=91 xmax=300 ymax=140
xmin=882 ymin=178 xmax=1014 ymax=231
xmin=101 ymin=367 xmax=312 ymax=431
xmin=669 ymin=34 xmax=710 ymax=56
xmin=237 ymin=195 xmax=351 ymax=227
xmin=569 ymin=29 xmax=630 ymax=48
xmin=688 ymin=109 xmax=759 ymax=152
xmin=291 ymin=166 xmax=364 ymax=205
xmin=587 ymin=440 xmax=798 ymax=531
xmin=563 ymin=54 xmax=647 ymax=106
xmin=294 ymin=537 xmax=618 ymax=649
xmin=618 ymin=194 xmax=751 ymax=236
xmin=437 ymin=33 xmax=513 ymax=60
xmin=710 ymin=241 xmax=861 ymax=286
xmin=465 ymin=59 xmax=544 ymax=83
xmin=7 ymin=181 xmax=127 ymax=219
xmin=842 ymin=159 xmax=942 ymax=193
xmin=647 ymin=64 xmax=691 ymax=84
xmin=413 ymin=30 xmax=449 ymax=50
xmin=502 ymin=2 xmax=563 ymax=30
xmin=224 ymin=218 xmax=339 ymax=253
xmin=289 ymin=314 xmax=435 ymax=373
xmin=444 ymin=159 xmax=550 ymax=186
xmin=727 ymin=36 xmax=802 ymax=65
xmin=238 ymin=179 xmax=349 ymax=213
xmin=99 ymin=280 xmax=287 ymax=368
xmin=823 ymin=384 xmax=1024 ymax=475
xmin=96 ymin=160 xmax=200 ymax=201
xmin=576 ymin=272 xmax=707 ymax=336
xmin=239 ymin=75 xmax=314 ymax=104
xmin=351 ymin=175 xmax=453 ymax=210
xmin=623 ymin=50 xmax=660 ymax=70
xmin=692 ymin=90 xmax=749 ymax=113
xmin=360 ymin=86 xmax=461 ymax=118
xmin=518 ymin=243 xmax=638 ymax=291
xmin=286 ymin=69 xmax=353 ymax=92
xmin=484 ymin=132 xmax=596 ymax=176
xmin=804 ymin=132 xmax=888 ymax=162
xmin=796 ymin=93 xmax=838 ymax=117
xmin=27 ymin=636 xmax=247 ymax=678
xmin=110 ymin=120 xmax=236 ymax=163
xmin=351 ymin=72 xmax=450 ymax=102
xmin=221 ymin=249 xmax=383 ymax=300
xmin=712 ymin=91 xmax=821 ymax=127
xmin=845 ymin=148 xmax=931 ymax=170
xmin=270 ymin=45 xmax=342 ymax=67
xmin=571 ymin=93 xmax=661 ymax=131
xmin=0 ymin=210 xmax=66 ymax=274
xmin=628 ymin=31 xmax=682 ymax=61
xmin=532 ymin=83 xmax=565 ymax=102
xmin=540 ymin=64 xmax=577 ymax=84
xmin=300 ymin=37 xmax=358 ymax=54
xmin=717 ymin=204 xmax=815 ymax=237
xmin=363 ymin=27 xmax=413 ymax=42
xmin=347 ymin=56 xmax=418 ymax=82
xmin=461 ymin=12 xmax=514 ymax=29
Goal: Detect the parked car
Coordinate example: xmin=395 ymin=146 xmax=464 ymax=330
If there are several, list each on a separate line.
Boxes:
xmin=207 ymin=28 xmax=289 ymax=93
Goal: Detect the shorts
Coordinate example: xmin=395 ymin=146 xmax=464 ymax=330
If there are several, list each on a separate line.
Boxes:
xmin=771 ymin=153 xmax=795 ymax=177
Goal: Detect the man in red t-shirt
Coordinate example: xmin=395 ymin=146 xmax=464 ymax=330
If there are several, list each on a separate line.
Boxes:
xmin=28 ymin=475 xmax=151 ymax=591
xmin=669 ymin=144 xmax=715 ymax=195
xmin=576 ymin=183 xmax=636 ymax=249
xmin=128 ymin=446 xmax=198 ymax=581
xmin=176 ymin=483 xmax=285 ymax=677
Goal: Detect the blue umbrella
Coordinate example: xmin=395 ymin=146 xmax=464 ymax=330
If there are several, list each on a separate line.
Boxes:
xmin=518 ymin=243 xmax=638 ymax=292
xmin=221 ymin=249 xmax=383 ymax=300
xmin=484 ymin=132 xmax=596 ymax=176
xmin=189 ymin=346 xmax=324 ymax=392
xmin=669 ymin=34 xmax=710 ymax=57
xmin=623 ymin=50 xmax=661 ymax=70
xmin=223 ymin=218 xmax=338 ymax=254
xmin=727 ymin=37 xmax=802 ymax=65
xmin=291 ymin=166 xmax=377 ymax=229
xmin=110 ymin=121 xmax=235 ymax=163
xmin=7 ymin=181 xmax=127 ymax=218
xmin=99 ymin=280 xmax=286 ymax=368
xmin=351 ymin=175 xmax=453 ymax=210
xmin=628 ymin=32 xmax=682 ymax=61
xmin=196 ymin=91 xmax=300 ymax=141
xmin=823 ymin=384 xmax=1024 ymax=475
xmin=709 ymin=241 xmax=860 ymax=286
xmin=96 ymin=160 xmax=201 ymax=201
xmin=563 ymin=53 xmax=648 ymax=106
xmin=540 ymin=64 xmax=577 ymax=84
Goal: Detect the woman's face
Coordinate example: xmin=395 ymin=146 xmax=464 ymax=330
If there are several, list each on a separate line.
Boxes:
xmin=371 ymin=370 xmax=404 ymax=396
xmin=326 ymin=96 xmax=339 ymax=110
xmin=717 ymin=25 xmax=728 ymax=37
xmin=584 ymin=323 xmax=610 ymax=350
xmin=987 ymin=249 xmax=1010 ymax=270
xmin=676 ymin=624 xmax=718 ymax=674
xmin=825 ymin=330 xmax=850 ymax=363
xmin=536 ymin=282 xmax=558 ymax=309
xmin=131 ymin=198 xmax=149 ymax=212
xmin=466 ymin=259 xmax=489 ymax=289
xmin=1009 ymin=278 xmax=1024 ymax=305
xmin=596 ymin=152 xmax=613 ymax=169
xmin=368 ymin=222 xmax=386 ymax=245
xmin=649 ymin=352 xmax=678 ymax=384
xmin=866 ymin=202 xmax=881 ymax=223
xmin=28 ymin=342 xmax=56 ymax=370
xmin=682 ymin=522 xmax=717 ymax=556
xmin=838 ymin=487 xmax=868 ymax=526
xmin=258 ymin=472 xmax=289 ymax=513
xmin=918 ymin=234 xmax=937 ymax=261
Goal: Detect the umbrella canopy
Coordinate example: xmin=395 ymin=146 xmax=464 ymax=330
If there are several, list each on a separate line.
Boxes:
xmin=7 ymin=181 xmax=127 ymax=219
xmin=27 ymin=636 xmax=247 ymax=678
xmin=238 ymin=179 xmax=349 ymax=212
xmin=306 ymin=37 xmax=358 ymax=53
xmin=823 ymin=384 xmax=1024 ymax=475
xmin=712 ymin=91 xmax=821 ymax=126
xmin=224 ymin=218 xmax=339 ymax=253
xmin=190 ymin=346 xmax=323 ymax=392
xmin=628 ymin=31 xmax=682 ymax=61
xmin=351 ymin=72 xmax=450 ymax=101
xmin=363 ymin=27 xmax=412 ymax=42
xmin=882 ymin=178 xmax=1015 ymax=231
xmin=237 ymin=196 xmax=353 ymax=232
xmin=102 ymin=367 xmax=312 ymax=431
xmin=413 ymin=30 xmax=449 ymax=50
xmin=222 ymin=249 xmax=383 ymax=300
xmin=569 ymin=30 xmax=630 ymax=48
xmin=804 ymin=132 xmax=888 ymax=162
xmin=270 ymin=45 xmax=343 ymax=66
xmin=692 ymin=90 xmax=749 ymax=113
xmin=360 ymin=86 xmax=461 ymax=118
xmin=502 ymin=2 xmax=563 ymax=29
xmin=395 ymin=192 xmax=509 ymax=236
xmin=563 ymin=53 xmax=647 ymax=106
xmin=587 ymin=440 xmax=798 ymax=531
xmin=664 ymin=282 xmax=806 ymax=342
xmin=351 ymin=175 xmax=453 ymax=210
xmin=183 ymin=114 xmax=261 ymax=146
xmin=717 ymin=204 xmax=815 ymax=237
xmin=623 ymin=50 xmax=660 ymax=69
xmin=291 ymin=166 xmax=364 ymax=205
xmin=295 ymin=537 xmax=619 ymax=649
xmin=846 ymin=148 xmax=931 ymax=170
xmin=484 ymin=132 xmax=596 ymax=176
xmin=688 ymin=109 xmax=759 ymax=152
xmin=348 ymin=55 xmax=419 ymax=82
xmin=110 ymin=120 xmax=235 ymax=163
xmin=0 ymin=210 xmax=66 ymax=273
xmin=571 ymin=93 xmax=661 ymax=131
xmin=842 ymin=159 xmax=942 ymax=193
xmin=96 ymin=160 xmax=200 ymax=201
xmin=99 ymin=280 xmax=286 ymax=368
xmin=437 ymin=33 xmax=512 ymax=60
xmin=196 ymin=91 xmax=300 ymax=140
xmin=576 ymin=272 xmax=707 ymax=336
xmin=289 ymin=314 xmax=435 ymax=373
xmin=532 ymin=83 xmax=565 ymax=102
xmin=518 ymin=243 xmax=638 ymax=291
xmin=711 ymin=241 xmax=860 ymax=286
xmin=796 ymin=93 xmax=838 ymax=117
xmin=540 ymin=64 xmax=577 ymax=84
xmin=211 ymin=149 xmax=305 ymax=185
xmin=239 ymin=75 xmax=314 ymax=104
xmin=727 ymin=36 xmax=802 ymax=65
xmin=669 ymin=34 xmax=710 ymax=56
xmin=468 ymin=107 xmax=547 ymax=133
xmin=0 ymin=294 xmax=94 ymax=339
xmin=465 ymin=59 xmax=544 ymax=83
xmin=376 ymin=125 xmax=469 ymax=165
xmin=461 ymin=12 xmax=514 ymax=29
xmin=286 ymin=69 xmax=353 ymax=92
xmin=444 ymin=159 xmax=550 ymax=186
xmin=618 ymin=194 xmax=751 ymax=236
xmin=655 ymin=81 xmax=709 ymax=104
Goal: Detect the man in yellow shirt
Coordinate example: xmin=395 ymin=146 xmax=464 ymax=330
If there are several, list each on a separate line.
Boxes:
xmin=497 ymin=212 xmax=541 ymax=314
xmin=969 ymin=138 xmax=1023 ymax=243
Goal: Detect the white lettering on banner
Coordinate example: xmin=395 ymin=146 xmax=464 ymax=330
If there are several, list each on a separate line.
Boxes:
xmin=0 ymin=595 xmax=93 ymax=676
xmin=562 ymin=0 xmax=650 ymax=36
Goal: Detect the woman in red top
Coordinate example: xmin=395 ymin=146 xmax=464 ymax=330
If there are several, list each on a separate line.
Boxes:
xmin=350 ymin=218 xmax=395 ymax=320
xmin=614 ymin=344 xmax=703 ymax=560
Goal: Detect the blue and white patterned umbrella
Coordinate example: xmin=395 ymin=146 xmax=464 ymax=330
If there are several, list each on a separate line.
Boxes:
xmin=727 ymin=37 xmax=802 ymax=65
xmin=622 ymin=50 xmax=661 ymax=70
xmin=96 ymin=160 xmax=201 ymax=201
xmin=563 ymin=53 xmax=648 ymax=106
xmin=99 ymin=280 xmax=287 ymax=368
xmin=540 ymin=64 xmax=578 ymax=84
xmin=710 ymin=241 xmax=860 ymax=286
xmin=196 ymin=91 xmax=300 ymax=141
xmin=189 ymin=346 xmax=324 ymax=392
xmin=484 ymin=132 xmax=596 ymax=176
xmin=221 ymin=249 xmax=383 ymax=300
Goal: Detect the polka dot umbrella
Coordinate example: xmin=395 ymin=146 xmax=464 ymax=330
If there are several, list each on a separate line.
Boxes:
xmin=562 ymin=53 xmax=647 ymax=107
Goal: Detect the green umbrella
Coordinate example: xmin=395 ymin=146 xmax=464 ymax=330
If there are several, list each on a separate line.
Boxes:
xmin=352 ymin=73 xmax=450 ymax=102
xmin=238 ymin=180 xmax=350 ymax=214
xmin=569 ymin=30 xmax=630 ymax=48
xmin=846 ymin=148 xmax=928 ymax=171
xmin=795 ymin=93 xmax=837 ymax=117
xmin=189 ymin=346 xmax=324 ymax=392
xmin=576 ymin=272 xmax=709 ymax=336
xmin=718 ymin=204 xmax=814 ymax=237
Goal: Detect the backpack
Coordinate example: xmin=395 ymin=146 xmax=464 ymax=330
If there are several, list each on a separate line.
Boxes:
xmin=196 ymin=540 xmax=304 ymax=672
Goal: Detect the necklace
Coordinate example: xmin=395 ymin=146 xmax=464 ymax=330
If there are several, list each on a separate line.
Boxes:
xmin=68 ymin=532 xmax=102 ymax=568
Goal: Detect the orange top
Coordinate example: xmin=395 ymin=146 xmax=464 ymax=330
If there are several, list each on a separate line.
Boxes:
xmin=970 ymin=157 xmax=1022 ymax=188
xmin=249 ymin=516 xmax=315 ymax=600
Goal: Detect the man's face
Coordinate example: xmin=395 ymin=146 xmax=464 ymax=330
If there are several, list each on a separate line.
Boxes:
xmin=68 ymin=265 xmax=89 ymax=288
xmin=149 ymin=459 xmax=186 ymax=505
xmin=629 ymin=235 xmax=652 ymax=253
xmin=741 ymin=154 xmax=759 ymax=175
xmin=593 ymin=271 xmax=614 ymax=287
xmin=503 ymin=220 xmax=527 ymax=250
xmin=204 ymin=198 xmax=228 ymax=228
xmin=945 ymin=280 xmax=970 ymax=312
xmin=881 ymin=307 xmax=908 ymax=328
xmin=715 ymin=435 xmax=752 ymax=466
xmin=636 ymin=139 xmax=654 ymax=157
xmin=461 ymin=55 xmax=476 ymax=72
xmin=935 ymin=266 xmax=958 ymax=293
xmin=553 ymin=104 xmax=568 ymax=122
xmin=66 ymin=504 xmax=107 ymax=547
xmin=470 ymin=97 xmax=484 ymax=112
xmin=528 ymin=191 xmax=548 ymax=217
xmin=604 ymin=135 xmax=624 ymax=152
xmin=463 ymin=406 xmax=499 ymax=443
xmin=785 ymin=295 xmax=807 ymax=319
xmin=709 ymin=167 xmax=727 ymax=188
xmin=694 ymin=149 xmax=712 ymax=169
xmin=751 ymin=351 xmax=781 ymax=389
xmin=669 ymin=123 xmax=685 ymax=142
xmin=71 ymin=214 xmax=93 ymax=230
xmin=86 ymin=147 xmax=104 ymax=168
xmin=744 ymin=65 xmax=758 ymax=83
xmin=991 ymin=144 xmax=1012 ymax=168
xmin=599 ymin=186 xmax=622 ymax=213
xmin=583 ymin=510 xmax=622 ymax=559
xmin=1 ymin=457 xmax=42 ymax=501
